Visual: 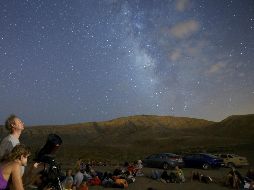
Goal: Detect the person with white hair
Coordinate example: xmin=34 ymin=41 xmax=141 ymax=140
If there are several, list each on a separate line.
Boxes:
xmin=0 ymin=114 xmax=25 ymax=159
xmin=0 ymin=114 xmax=26 ymax=177
xmin=135 ymin=160 xmax=144 ymax=176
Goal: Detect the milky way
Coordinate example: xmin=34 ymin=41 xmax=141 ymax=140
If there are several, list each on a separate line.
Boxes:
xmin=0 ymin=0 xmax=254 ymax=125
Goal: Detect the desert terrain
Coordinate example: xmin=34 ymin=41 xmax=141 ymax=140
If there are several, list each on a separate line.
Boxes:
xmin=1 ymin=114 xmax=254 ymax=189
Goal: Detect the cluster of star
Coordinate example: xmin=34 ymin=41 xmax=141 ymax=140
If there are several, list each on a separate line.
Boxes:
xmin=0 ymin=0 xmax=253 ymax=125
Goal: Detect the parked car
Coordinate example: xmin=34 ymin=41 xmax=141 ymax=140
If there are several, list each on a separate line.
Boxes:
xmin=183 ymin=153 xmax=224 ymax=170
xmin=142 ymin=153 xmax=184 ymax=169
xmin=214 ymin=153 xmax=249 ymax=168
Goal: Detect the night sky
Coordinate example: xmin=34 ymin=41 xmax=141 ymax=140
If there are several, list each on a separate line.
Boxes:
xmin=0 ymin=0 xmax=254 ymax=125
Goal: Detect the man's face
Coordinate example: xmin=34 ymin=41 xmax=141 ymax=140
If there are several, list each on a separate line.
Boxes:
xmin=13 ymin=117 xmax=25 ymax=131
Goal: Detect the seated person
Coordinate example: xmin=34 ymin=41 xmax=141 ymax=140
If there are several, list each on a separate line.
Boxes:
xmin=225 ymin=167 xmax=244 ymax=189
xmin=101 ymin=172 xmax=114 ymax=187
xmin=0 ymin=144 xmax=30 ymax=190
xmin=160 ymin=170 xmax=171 ymax=183
xmin=63 ymin=178 xmax=73 ymax=190
xmin=125 ymin=162 xmax=137 ymax=176
xmin=191 ymin=170 xmax=213 ymax=184
xmin=243 ymin=168 xmax=254 ymax=190
xmin=73 ymin=168 xmax=85 ymax=188
xmin=61 ymin=169 xmax=74 ymax=190
xmin=247 ymin=168 xmax=254 ymax=181
xmin=150 ymin=170 xmax=162 ymax=180
xmin=173 ymin=166 xmax=185 ymax=183
xmin=78 ymin=180 xmax=89 ymax=190
xmin=113 ymin=178 xmax=128 ymax=188
xmin=75 ymin=158 xmax=84 ymax=173
xmin=134 ymin=160 xmax=144 ymax=176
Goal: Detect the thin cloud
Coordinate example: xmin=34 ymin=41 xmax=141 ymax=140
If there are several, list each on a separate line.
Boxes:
xmin=168 ymin=40 xmax=207 ymax=63
xmin=170 ymin=20 xmax=200 ymax=39
xmin=169 ymin=49 xmax=182 ymax=61
xmin=207 ymin=62 xmax=227 ymax=75
xmin=175 ymin=0 xmax=190 ymax=12
xmin=186 ymin=40 xmax=207 ymax=56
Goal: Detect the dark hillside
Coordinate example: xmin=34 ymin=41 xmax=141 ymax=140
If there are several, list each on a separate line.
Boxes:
xmin=1 ymin=114 xmax=253 ymax=165
xmin=202 ymin=114 xmax=254 ymax=139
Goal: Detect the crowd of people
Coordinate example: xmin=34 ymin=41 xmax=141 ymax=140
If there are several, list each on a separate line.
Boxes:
xmin=0 ymin=114 xmax=254 ymax=190
xmin=0 ymin=114 xmax=145 ymax=190
xmin=150 ymin=165 xmax=185 ymax=183
xmin=61 ymin=160 xmax=254 ymax=190
xmin=224 ymin=167 xmax=254 ymax=189
xmin=59 ymin=159 xmax=145 ymax=189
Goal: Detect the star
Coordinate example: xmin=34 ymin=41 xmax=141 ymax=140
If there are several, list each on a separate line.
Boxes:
xmin=0 ymin=0 xmax=253 ymax=124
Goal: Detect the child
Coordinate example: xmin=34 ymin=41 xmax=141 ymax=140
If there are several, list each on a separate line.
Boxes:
xmin=0 ymin=144 xmax=31 ymax=190
xmin=62 ymin=169 xmax=74 ymax=190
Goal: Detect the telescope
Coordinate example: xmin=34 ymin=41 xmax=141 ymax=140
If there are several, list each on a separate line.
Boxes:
xmin=35 ymin=133 xmax=62 ymax=163
xmin=34 ymin=134 xmax=63 ymax=190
